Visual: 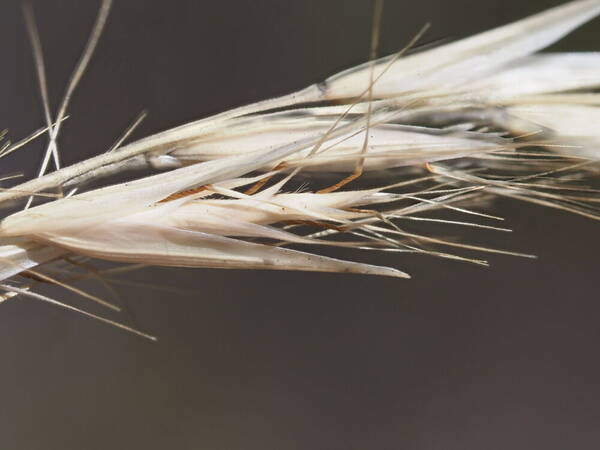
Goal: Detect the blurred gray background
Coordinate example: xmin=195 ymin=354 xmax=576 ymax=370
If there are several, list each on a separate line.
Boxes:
xmin=0 ymin=0 xmax=599 ymax=449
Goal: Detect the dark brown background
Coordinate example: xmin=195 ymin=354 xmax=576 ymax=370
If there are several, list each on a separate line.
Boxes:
xmin=0 ymin=1 xmax=598 ymax=449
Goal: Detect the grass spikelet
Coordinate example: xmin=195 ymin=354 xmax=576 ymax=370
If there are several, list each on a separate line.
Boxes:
xmin=0 ymin=0 xmax=598 ymax=337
